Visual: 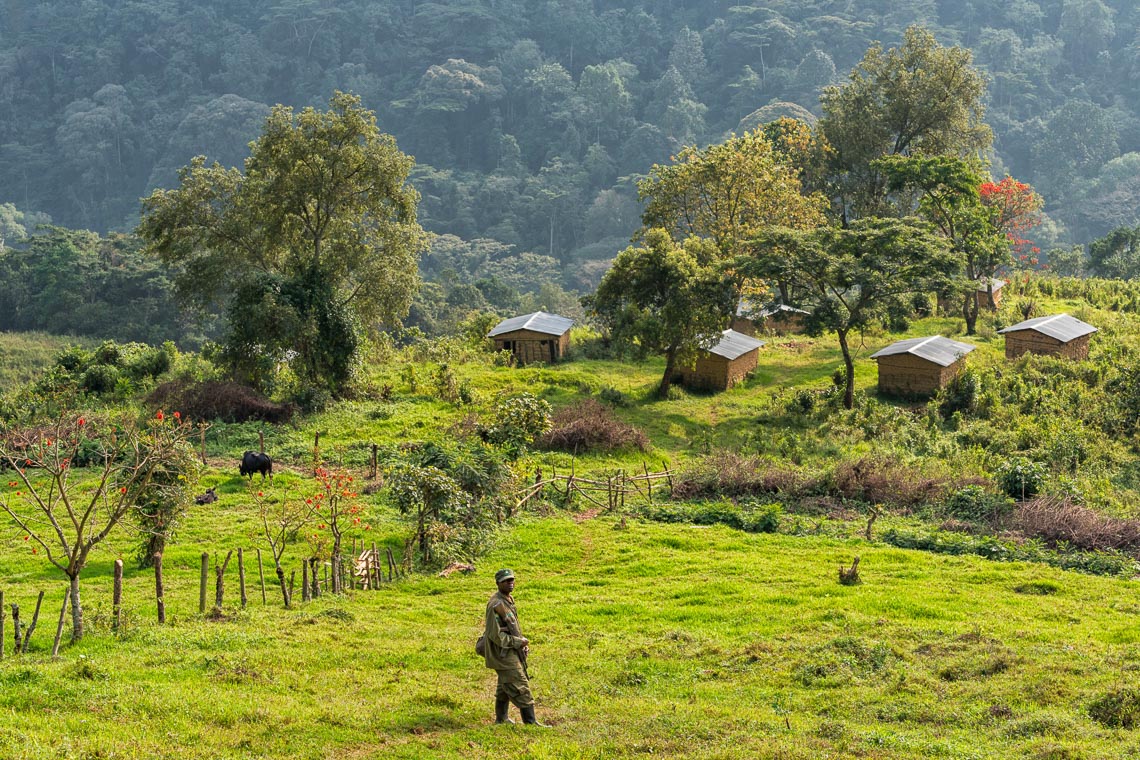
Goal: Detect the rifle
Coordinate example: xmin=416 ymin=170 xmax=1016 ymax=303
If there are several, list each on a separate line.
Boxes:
xmin=494 ymin=600 xmax=529 ymax=679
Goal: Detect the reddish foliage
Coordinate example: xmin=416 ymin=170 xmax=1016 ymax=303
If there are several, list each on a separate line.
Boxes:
xmin=980 ymin=176 xmax=1044 ymax=267
xmin=147 ymin=381 xmax=294 ymax=423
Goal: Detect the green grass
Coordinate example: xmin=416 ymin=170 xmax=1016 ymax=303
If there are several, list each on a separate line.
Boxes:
xmin=1 ymin=516 xmax=1138 ymax=758
xmin=0 ymin=332 xmax=90 ymax=391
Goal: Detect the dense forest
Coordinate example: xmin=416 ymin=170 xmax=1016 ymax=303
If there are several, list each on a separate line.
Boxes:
xmin=1 ymin=0 xmax=1139 ymax=281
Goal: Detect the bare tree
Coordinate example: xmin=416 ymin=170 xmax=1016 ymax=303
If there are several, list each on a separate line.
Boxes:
xmin=254 ymin=485 xmax=310 ymax=608
xmin=1 ymin=412 xmax=196 ymax=641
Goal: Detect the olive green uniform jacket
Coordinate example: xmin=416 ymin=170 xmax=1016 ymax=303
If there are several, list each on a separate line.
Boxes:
xmin=483 ymin=590 xmax=526 ymax=671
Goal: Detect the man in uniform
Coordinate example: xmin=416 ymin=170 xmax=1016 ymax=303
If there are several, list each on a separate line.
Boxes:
xmin=483 ymin=568 xmax=546 ymax=726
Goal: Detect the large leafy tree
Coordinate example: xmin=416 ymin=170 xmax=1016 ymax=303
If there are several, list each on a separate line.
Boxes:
xmin=747 ymin=218 xmax=959 ymax=409
xmin=591 ymin=229 xmax=736 ymax=398
xmin=1089 ymin=224 xmax=1140 ymax=279
xmin=877 ymin=155 xmax=1012 ymax=335
xmin=817 ymin=26 xmax=992 ymax=223
xmin=138 ymin=92 xmax=428 ymax=392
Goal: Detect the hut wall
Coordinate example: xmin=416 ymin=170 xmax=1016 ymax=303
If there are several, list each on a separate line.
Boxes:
xmin=1004 ymin=332 xmax=1088 ymax=360
xmin=493 ymin=329 xmax=570 ymax=364
xmin=761 ymin=313 xmax=807 ymax=334
xmin=681 ymin=349 xmax=758 ymax=391
xmin=876 ymin=354 xmax=963 ymax=397
xmin=976 ymin=288 xmax=1003 ymax=310
xmin=730 ymin=317 xmax=758 ymax=337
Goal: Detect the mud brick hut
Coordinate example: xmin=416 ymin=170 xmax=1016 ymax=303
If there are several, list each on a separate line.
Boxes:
xmin=871 ymin=336 xmax=976 ymax=397
xmin=938 ymin=277 xmax=1006 ymax=313
xmin=488 ymin=311 xmax=574 ymax=365
xmin=677 ymin=329 xmax=765 ymax=391
xmin=997 ymin=313 xmax=1097 ymax=360
xmin=732 ymin=300 xmax=810 ymax=336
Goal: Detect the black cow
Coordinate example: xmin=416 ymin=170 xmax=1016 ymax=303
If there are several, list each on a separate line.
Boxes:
xmin=239 ymin=451 xmax=273 ymax=480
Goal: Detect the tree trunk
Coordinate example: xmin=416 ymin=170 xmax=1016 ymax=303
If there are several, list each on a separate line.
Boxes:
xmin=657 ymin=347 xmax=679 ymax=399
xmin=140 ymin=532 xmax=166 ymax=569
xmin=963 ymin=294 xmax=978 ymax=336
xmin=838 ymin=330 xmax=855 ymax=410
xmin=275 ymin=563 xmax=291 ymax=609
xmin=68 ymin=573 xmax=83 ymax=642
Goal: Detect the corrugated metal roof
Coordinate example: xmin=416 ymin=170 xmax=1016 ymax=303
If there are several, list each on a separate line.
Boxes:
xmin=997 ymin=313 xmax=1097 ymax=342
xmin=737 ymin=299 xmax=810 ymax=319
xmin=757 ymin=303 xmax=811 ymax=318
xmin=871 ymin=336 xmax=976 ymax=367
xmin=488 ymin=311 xmax=574 ymax=338
xmin=977 ymin=277 xmax=1006 ymax=292
xmin=706 ymin=329 xmax=766 ymax=360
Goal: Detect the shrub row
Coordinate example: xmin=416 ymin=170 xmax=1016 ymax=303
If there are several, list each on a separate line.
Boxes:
xmin=637 ymin=500 xmax=782 ymax=534
xmin=882 ymin=529 xmax=1140 ymax=577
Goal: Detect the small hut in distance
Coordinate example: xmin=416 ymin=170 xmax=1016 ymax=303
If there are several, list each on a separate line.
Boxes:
xmin=732 ymin=300 xmax=810 ymax=336
xmin=677 ymin=329 xmax=765 ymax=391
xmin=871 ymin=336 xmax=975 ymax=397
xmin=998 ymin=313 xmax=1097 ymax=360
xmin=488 ymin=311 xmax=574 ymax=365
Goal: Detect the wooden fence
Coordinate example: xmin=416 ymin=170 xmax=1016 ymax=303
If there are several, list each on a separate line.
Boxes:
xmin=515 ymin=463 xmax=674 ymax=514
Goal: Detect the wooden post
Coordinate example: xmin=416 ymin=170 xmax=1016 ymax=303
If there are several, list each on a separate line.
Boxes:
xmin=256 ymin=548 xmax=267 ymax=604
xmin=323 ymin=563 xmax=328 ymax=592
xmin=199 ymin=552 xmax=209 ymax=614
xmin=154 ymin=553 xmax=166 ymax=624
xmin=238 ymin=548 xmax=247 ymax=609
xmin=214 ymin=550 xmax=233 ymax=610
xmin=0 ymin=590 xmax=5 ymax=660
xmin=310 ymin=558 xmax=320 ymax=599
xmin=199 ymin=423 xmax=208 ymax=465
xmin=386 ymin=547 xmax=395 ymax=581
xmin=302 ymin=561 xmax=311 ymax=603
xmin=644 ymin=461 xmax=653 ymax=503
xmin=288 ymin=570 xmax=296 ymax=603
xmin=51 ymin=593 xmax=67 ymax=657
xmin=11 ymin=604 xmax=21 ymax=654
xmin=371 ymin=542 xmax=380 ymax=589
xmin=113 ymin=559 xmax=123 ymax=633
xmin=21 ymin=591 xmax=43 ymax=653
xmin=370 ymin=444 xmax=378 ymax=479
xmin=352 ymin=538 xmax=359 ymax=590
xmin=313 ymin=431 xmax=320 ymax=467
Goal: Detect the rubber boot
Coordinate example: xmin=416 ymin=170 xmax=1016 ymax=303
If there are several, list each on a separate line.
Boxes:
xmin=520 ymin=706 xmax=549 ymax=727
xmin=495 ymin=695 xmax=515 ymax=724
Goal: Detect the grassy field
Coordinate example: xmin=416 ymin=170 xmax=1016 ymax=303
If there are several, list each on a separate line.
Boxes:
xmin=0 ymin=512 xmax=1137 ymax=759
xmin=2 ymin=279 xmax=1140 ymax=758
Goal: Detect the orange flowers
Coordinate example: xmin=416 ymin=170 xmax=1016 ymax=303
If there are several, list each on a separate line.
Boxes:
xmin=156 ymin=410 xmax=164 ymax=421
xmin=77 ymin=417 xmax=86 ymax=427
xmin=173 ymin=411 xmax=181 ymax=420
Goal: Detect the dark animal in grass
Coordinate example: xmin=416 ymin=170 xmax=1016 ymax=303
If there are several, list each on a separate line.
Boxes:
xmin=239 ymin=451 xmax=273 ymax=480
xmin=194 ymin=487 xmax=218 ymax=505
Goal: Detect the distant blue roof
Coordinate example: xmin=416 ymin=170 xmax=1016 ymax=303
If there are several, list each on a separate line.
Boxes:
xmin=488 ymin=311 xmax=574 ymax=338
xmin=997 ymin=313 xmax=1096 ymax=342
xmin=871 ymin=336 xmax=975 ymax=367
xmin=705 ymin=329 xmax=765 ymax=360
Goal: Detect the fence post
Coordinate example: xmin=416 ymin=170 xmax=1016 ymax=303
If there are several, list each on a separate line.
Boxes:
xmin=371 ymin=444 xmax=378 ymax=479
xmin=154 ymin=553 xmax=166 ymax=624
xmin=199 ymin=552 xmax=209 ymax=614
xmin=238 ymin=548 xmax=247 ymax=609
xmin=11 ymin=603 xmax=21 ymax=654
xmin=256 ymin=548 xmax=267 ymax=604
xmin=313 ymin=432 xmax=320 ymax=467
xmin=371 ymin=542 xmax=380 ymax=589
xmin=214 ymin=550 xmax=233 ymax=610
xmin=113 ymin=559 xmax=123 ymax=633
xmin=386 ymin=547 xmax=395 ymax=581
xmin=21 ymin=591 xmax=43 ymax=653
xmin=288 ymin=570 xmax=296 ymax=603
xmin=0 ymin=589 xmax=5 ymax=660
xmin=51 ymin=593 xmax=67 ymax=657
xmin=302 ymin=561 xmax=311 ymax=603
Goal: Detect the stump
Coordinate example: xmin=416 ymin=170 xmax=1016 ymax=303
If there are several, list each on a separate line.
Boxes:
xmin=838 ymin=556 xmax=861 ymax=586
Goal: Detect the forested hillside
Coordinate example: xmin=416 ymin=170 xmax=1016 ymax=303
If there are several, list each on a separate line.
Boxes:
xmin=2 ymin=0 xmax=1138 ymax=280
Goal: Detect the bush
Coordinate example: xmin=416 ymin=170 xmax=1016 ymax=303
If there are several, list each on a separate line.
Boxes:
xmin=80 ymin=364 xmax=120 ymax=395
xmin=937 ymin=369 xmax=980 ymax=419
xmin=943 ymin=485 xmax=1014 ymax=524
xmin=480 ymin=392 xmax=551 ymax=456
xmin=830 ymin=455 xmax=963 ymax=508
xmin=538 ymin=399 xmax=648 ymax=453
xmin=998 ymin=457 xmax=1047 ymax=500
xmin=598 ymin=386 xmax=630 ymax=407
xmin=639 ymin=499 xmax=781 ymax=534
xmin=1088 ymin=688 xmax=1140 ymax=729
xmin=146 ymin=381 xmax=294 ymax=423
xmin=672 ymin=451 xmax=810 ymax=500
xmin=1011 ymin=498 xmax=1140 ymax=554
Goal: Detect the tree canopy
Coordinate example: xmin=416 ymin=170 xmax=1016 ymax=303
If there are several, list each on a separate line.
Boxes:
xmin=138 ymin=92 xmax=428 ymax=392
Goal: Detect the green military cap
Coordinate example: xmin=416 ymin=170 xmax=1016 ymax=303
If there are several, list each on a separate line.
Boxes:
xmin=495 ymin=568 xmax=515 ymax=583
